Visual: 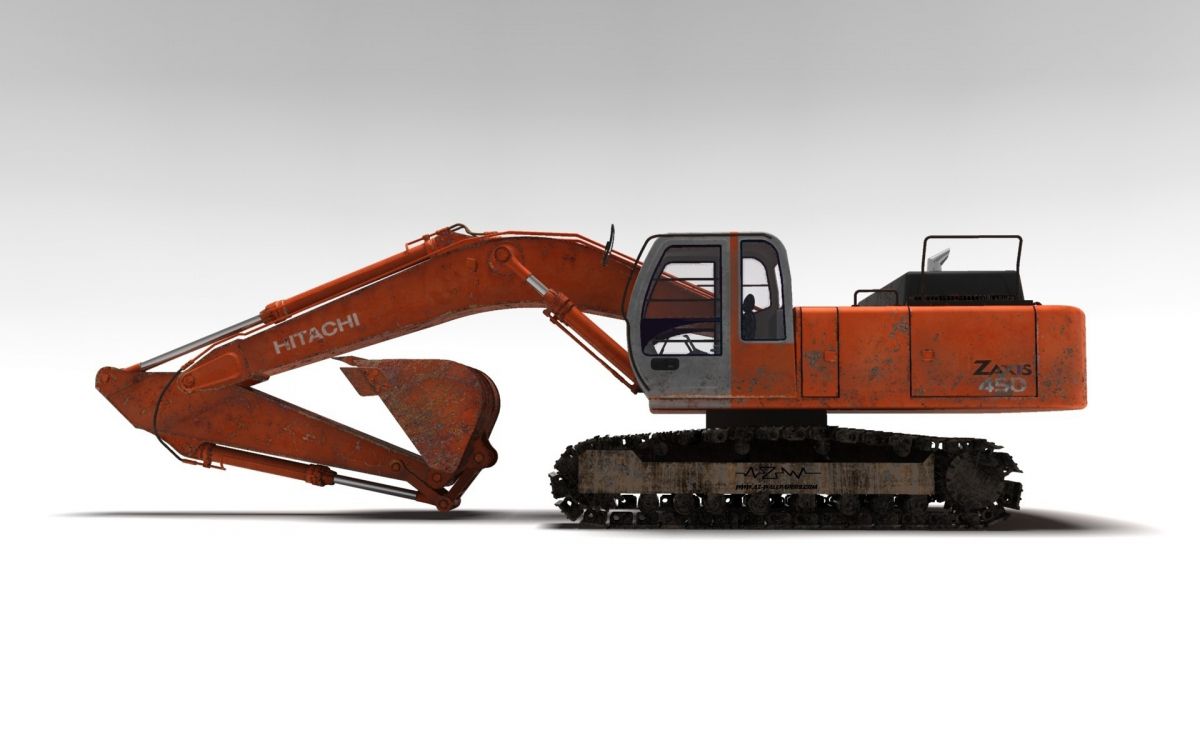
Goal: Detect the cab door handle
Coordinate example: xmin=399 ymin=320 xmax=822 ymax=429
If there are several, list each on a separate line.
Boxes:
xmin=651 ymin=357 xmax=679 ymax=371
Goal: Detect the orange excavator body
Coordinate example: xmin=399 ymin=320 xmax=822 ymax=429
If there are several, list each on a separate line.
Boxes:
xmin=96 ymin=225 xmax=1085 ymax=513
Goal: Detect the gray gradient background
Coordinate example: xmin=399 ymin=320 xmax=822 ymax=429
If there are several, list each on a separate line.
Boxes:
xmin=2 ymin=2 xmax=1198 ymax=749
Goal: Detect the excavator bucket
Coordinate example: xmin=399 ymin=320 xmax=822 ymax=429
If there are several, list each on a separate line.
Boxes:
xmin=336 ymin=357 xmax=500 ymax=478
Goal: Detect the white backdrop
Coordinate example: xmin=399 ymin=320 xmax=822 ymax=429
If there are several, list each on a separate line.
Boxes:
xmin=2 ymin=2 xmax=1198 ymax=748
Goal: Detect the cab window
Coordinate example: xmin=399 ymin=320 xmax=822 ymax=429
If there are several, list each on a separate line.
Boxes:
xmin=641 ymin=245 xmax=722 ymax=356
xmin=740 ymin=239 xmax=786 ymax=341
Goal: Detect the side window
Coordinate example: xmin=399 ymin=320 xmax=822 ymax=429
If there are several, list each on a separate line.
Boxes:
xmin=740 ymin=240 xmax=786 ymax=341
xmin=641 ymin=245 xmax=723 ymax=356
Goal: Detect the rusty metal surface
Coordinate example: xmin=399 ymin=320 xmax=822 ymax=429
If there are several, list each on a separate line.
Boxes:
xmin=97 ymin=227 xmax=635 ymax=509
xmin=646 ymin=303 xmax=1085 ymax=413
xmin=96 ymin=223 xmax=1086 ymax=512
xmin=179 ymin=232 xmax=641 ymax=392
xmin=337 ymin=357 xmax=499 ymax=477
xmin=579 ymin=449 xmax=934 ymax=495
xmin=910 ymin=306 xmax=1038 ymax=398
xmin=799 ymin=307 xmax=839 ymax=397
xmin=95 ymin=364 xmax=465 ymax=508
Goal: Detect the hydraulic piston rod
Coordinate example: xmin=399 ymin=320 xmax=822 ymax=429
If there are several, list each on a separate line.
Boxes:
xmin=332 ymin=475 xmax=420 ymax=500
xmin=494 ymin=245 xmax=640 ymax=392
xmin=196 ymin=443 xmax=425 ymax=502
xmin=132 ymin=316 xmax=261 ymax=371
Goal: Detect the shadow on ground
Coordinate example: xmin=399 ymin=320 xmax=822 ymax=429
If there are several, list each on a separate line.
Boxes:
xmin=543 ymin=510 xmax=1150 ymax=534
xmin=70 ymin=509 xmax=562 ymax=524
xmin=990 ymin=510 xmax=1146 ymax=533
xmin=69 ymin=508 xmax=1148 ymax=534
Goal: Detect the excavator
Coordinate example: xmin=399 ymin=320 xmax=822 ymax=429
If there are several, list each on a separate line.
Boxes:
xmin=96 ymin=224 xmax=1086 ymax=529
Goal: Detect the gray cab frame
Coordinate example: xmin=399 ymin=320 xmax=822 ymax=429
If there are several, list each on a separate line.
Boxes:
xmin=625 ymin=233 xmax=793 ymax=398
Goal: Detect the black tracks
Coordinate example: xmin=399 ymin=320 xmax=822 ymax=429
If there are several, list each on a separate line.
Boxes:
xmin=551 ymin=425 xmax=1022 ymax=530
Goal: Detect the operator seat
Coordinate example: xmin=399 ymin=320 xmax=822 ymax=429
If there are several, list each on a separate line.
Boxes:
xmin=741 ymin=294 xmax=757 ymax=340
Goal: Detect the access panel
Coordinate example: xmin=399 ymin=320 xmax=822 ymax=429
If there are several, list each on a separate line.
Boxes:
xmin=799 ymin=307 xmax=839 ymax=397
xmin=910 ymin=307 xmax=1038 ymax=398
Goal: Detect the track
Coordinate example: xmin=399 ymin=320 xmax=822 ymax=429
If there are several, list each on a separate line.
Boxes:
xmin=551 ymin=425 xmax=1022 ymax=529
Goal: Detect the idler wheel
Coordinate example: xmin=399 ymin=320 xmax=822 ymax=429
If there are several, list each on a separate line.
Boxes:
xmin=944 ymin=453 xmax=1005 ymax=512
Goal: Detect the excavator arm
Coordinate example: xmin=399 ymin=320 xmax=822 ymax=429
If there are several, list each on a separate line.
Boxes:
xmin=96 ymin=225 xmax=643 ymax=510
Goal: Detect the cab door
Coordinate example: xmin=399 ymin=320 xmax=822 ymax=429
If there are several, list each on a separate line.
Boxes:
xmin=731 ymin=234 xmax=797 ymax=398
xmin=627 ymin=235 xmax=732 ymax=398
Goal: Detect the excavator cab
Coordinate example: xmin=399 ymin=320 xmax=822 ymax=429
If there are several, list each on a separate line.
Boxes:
xmin=626 ymin=233 xmax=795 ymax=407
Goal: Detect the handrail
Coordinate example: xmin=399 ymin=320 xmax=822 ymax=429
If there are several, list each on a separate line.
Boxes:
xmin=921 ymin=235 xmax=1024 ymax=275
